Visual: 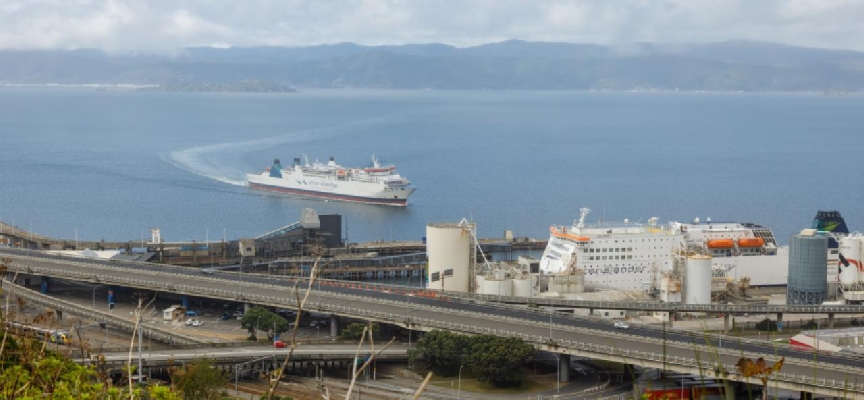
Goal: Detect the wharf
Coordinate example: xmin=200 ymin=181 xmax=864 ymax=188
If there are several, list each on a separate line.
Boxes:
xmin=0 ymin=220 xmax=547 ymax=270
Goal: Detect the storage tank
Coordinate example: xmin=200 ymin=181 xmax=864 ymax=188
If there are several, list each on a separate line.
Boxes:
xmin=787 ymin=233 xmax=828 ymax=305
xmin=551 ymin=274 xmax=577 ymax=295
xmin=512 ymin=276 xmax=534 ymax=297
xmin=685 ymin=255 xmax=712 ymax=305
xmin=839 ymin=235 xmax=860 ymax=290
xmin=426 ymin=223 xmax=471 ymax=292
xmin=482 ymin=278 xmax=512 ymax=296
xmin=660 ymin=272 xmax=682 ymax=303
xmin=839 ymin=236 xmax=864 ymax=288
xmin=573 ymin=270 xmax=585 ymax=293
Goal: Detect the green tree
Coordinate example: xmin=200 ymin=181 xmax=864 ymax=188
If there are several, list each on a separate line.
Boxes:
xmin=467 ymin=335 xmax=535 ymax=388
xmin=407 ymin=330 xmax=469 ymax=376
xmin=338 ymin=322 xmax=379 ymax=341
xmin=169 ymin=359 xmax=227 ymax=400
xmin=755 ymin=318 xmax=778 ymax=332
xmin=240 ymin=307 xmax=289 ymax=340
xmin=0 ymin=331 xmax=182 ymax=399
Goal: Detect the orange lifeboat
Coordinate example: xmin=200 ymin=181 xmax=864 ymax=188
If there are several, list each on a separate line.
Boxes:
xmin=707 ymin=239 xmax=735 ymax=249
xmin=737 ymin=237 xmax=765 ymax=248
xmin=550 ymin=227 xmax=589 ymax=242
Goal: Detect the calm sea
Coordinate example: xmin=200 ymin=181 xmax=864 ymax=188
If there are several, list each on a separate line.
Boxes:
xmin=1 ymin=87 xmax=862 ymax=246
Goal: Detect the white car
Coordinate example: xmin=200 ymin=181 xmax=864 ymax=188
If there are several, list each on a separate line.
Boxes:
xmin=186 ymin=318 xmax=203 ymax=327
xmin=613 ymin=321 xmax=630 ymax=330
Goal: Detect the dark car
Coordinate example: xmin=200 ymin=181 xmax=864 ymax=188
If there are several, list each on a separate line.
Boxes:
xmin=219 ymin=313 xmax=231 ymax=320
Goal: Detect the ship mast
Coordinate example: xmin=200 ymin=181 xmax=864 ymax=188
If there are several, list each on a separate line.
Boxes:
xmin=576 ymin=208 xmax=591 ymax=229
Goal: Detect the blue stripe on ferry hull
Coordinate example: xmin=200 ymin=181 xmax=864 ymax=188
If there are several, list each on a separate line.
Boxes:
xmin=249 ymin=182 xmax=409 ymax=206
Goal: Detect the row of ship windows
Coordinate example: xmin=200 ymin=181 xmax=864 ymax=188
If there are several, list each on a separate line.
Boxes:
xmin=585 ymin=247 xmax=633 ymax=253
xmin=589 ymin=255 xmax=633 ymax=260
xmin=595 ymin=238 xmax=676 ymax=243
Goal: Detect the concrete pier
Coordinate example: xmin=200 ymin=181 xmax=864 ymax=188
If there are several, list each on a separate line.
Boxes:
xmin=558 ymin=353 xmax=571 ymax=382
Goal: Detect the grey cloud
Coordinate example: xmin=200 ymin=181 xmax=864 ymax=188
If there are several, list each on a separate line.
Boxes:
xmin=0 ymin=0 xmax=862 ymax=53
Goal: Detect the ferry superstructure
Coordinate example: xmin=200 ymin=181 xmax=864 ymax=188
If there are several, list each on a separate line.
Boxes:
xmin=247 ymin=156 xmax=415 ymax=206
xmin=539 ymin=208 xmax=790 ymax=291
xmin=672 ymin=219 xmax=789 ymax=286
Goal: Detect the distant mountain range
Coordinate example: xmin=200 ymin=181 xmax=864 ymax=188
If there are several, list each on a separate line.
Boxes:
xmin=1 ymin=40 xmax=863 ymax=91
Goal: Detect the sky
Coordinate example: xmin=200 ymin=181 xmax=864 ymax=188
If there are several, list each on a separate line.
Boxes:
xmin=0 ymin=0 xmax=862 ymax=53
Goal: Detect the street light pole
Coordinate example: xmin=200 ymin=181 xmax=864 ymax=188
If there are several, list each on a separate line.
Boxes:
xmin=551 ymin=353 xmax=560 ymax=394
xmin=92 ymin=284 xmax=103 ymax=309
xmin=457 ymin=364 xmax=465 ymax=399
xmin=407 ymin=276 xmax=414 ymax=349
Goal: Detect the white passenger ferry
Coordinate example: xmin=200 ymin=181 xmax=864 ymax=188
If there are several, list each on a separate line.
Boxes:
xmin=247 ymin=155 xmax=415 ymax=206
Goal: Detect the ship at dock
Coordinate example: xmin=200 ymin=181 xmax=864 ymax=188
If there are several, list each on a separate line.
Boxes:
xmin=247 ymin=155 xmax=415 ymax=206
xmin=539 ymin=208 xmax=791 ymax=291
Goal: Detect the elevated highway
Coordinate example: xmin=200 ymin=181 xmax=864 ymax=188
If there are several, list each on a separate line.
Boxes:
xmin=3 ymin=248 xmax=864 ymax=397
xmin=92 ymin=344 xmax=410 ymax=368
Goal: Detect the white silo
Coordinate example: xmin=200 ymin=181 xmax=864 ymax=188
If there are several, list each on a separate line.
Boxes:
xmin=482 ymin=277 xmax=512 ymax=296
xmin=512 ymin=275 xmax=534 ymax=297
xmin=426 ymin=222 xmax=471 ymax=292
xmin=573 ymin=270 xmax=585 ymax=293
xmin=475 ymin=274 xmax=486 ymax=293
xmin=685 ymin=255 xmax=712 ymax=305
xmin=840 ymin=236 xmax=864 ymax=287
xmin=839 ymin=236 xmax=860 ymax=290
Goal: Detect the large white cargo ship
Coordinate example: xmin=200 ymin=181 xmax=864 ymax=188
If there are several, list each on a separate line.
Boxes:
xmin=247 ymin=156 xmax=415 ymax=206
xmin=539 ymin=208 xmax=790 ymax=291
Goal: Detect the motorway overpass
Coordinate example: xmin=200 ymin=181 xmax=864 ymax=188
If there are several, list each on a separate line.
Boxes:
xmin=3 ymin=248 xmax=864 ymax=398
xmin=92 ymin=344 xmax=410 ymax=368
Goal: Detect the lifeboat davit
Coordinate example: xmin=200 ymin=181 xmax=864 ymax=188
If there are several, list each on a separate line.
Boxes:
xmin=707 ymin=239 xmax=735 ymax=249
xmin=737 ymin=237 xmax=765 ymax=248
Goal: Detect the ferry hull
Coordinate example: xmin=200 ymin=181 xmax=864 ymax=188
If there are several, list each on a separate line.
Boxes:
xmin=248 ymin=180 xmax=412 ymax=206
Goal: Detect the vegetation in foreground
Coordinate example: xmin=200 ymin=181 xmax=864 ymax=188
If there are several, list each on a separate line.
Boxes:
xmin=408 ymin=330 xmax=536 ymax=388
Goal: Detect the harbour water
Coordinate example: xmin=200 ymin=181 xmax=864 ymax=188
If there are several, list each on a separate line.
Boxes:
xmin=1 ymin=87 xmax=862 ymax=245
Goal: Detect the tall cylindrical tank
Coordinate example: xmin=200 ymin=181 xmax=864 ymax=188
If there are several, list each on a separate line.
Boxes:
xmin=685 ymin=255 xmax=712 ymax=305
xmin=512 ymin=276 xmax=533 ymax=297
xmin=787 ymin=233 xmax=828 ymax=305
xmin=426 ymin=223 xmax=471 ymax=292
xmin=839 ymin=236 xmax=863 ymax=287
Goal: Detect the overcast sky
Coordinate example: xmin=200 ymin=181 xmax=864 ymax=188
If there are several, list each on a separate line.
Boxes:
xmin=1 ymin=0 xmax=861 ymax=53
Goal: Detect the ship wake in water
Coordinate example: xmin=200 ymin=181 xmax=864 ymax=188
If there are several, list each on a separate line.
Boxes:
xmin=163 ymin=116 xmax=400 ymax=188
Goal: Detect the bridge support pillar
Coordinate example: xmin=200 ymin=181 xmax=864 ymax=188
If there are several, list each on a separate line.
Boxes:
xmin=330 ymin=315 xmax=339 ymax=337
xmin=624 ymin=363 xmax=635 ymax=380
xmin=557 ymin=354 xmax=571 ymax=383
xmin=40 ymin=276 xmax=50 ymax=294
xmin=244 ymin=303 xmax=253 ymax=313
xmin=799 ymin=390 xmax=812 ymax=400
xmin=776 ymin=312 xmax=784 ymax=332
xmin=828 ymin=313 xmax=835 ymax=329
xmin=668 ymin=312 xmax=674 ymax=329
xmin=181 ymin=295 xmax=190 ymax=308
xmin=723 ymin=314 xmax=730 ymax=334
